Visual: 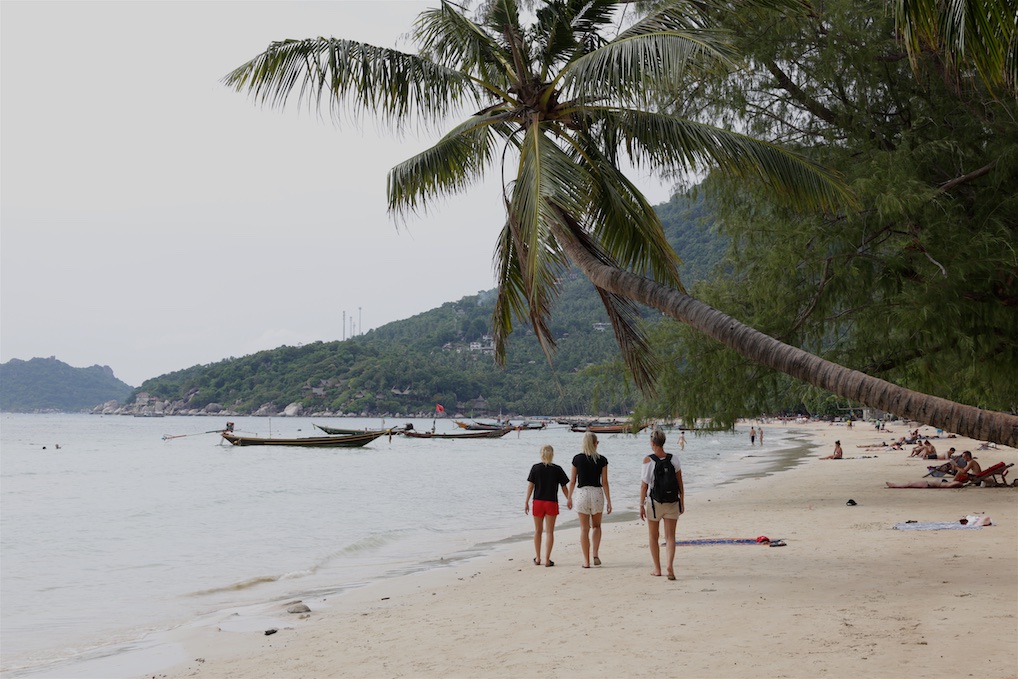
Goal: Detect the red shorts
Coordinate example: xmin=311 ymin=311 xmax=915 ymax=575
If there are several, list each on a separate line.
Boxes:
xmin=532 ymin=500 xmax=560 ymax=518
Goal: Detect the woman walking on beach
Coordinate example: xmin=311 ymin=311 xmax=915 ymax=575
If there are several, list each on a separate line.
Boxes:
xmin=639 ymin=429 xmax=684 ymax=580
xmin=525 ymin=445 xmax=572 ymax=566
xmin=570 ymin=432 xmax=611 ymax=568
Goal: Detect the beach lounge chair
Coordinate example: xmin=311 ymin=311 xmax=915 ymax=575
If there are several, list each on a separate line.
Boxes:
xmin=964 ymin=462 xmax=1014 ymax=486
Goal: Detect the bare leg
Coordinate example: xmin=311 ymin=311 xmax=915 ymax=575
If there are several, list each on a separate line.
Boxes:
xmin=663 ymin=517 xmax=678 ymax=578
xmin=532 ymin=515 xmax=543 ymax=564
xmin=543 ymin=515 xmax=557 ymax=564
xmin=591 ymin=512 xmax=603 ymax=562
xmin=647 ymin=519 xmax=662 ymax=576
xmin=578 ymin=513 xmax=591 ymax=567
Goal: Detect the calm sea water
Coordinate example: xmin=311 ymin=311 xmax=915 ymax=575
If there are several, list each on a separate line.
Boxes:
xmin=0 ymin=414 xmax=808 ymax=677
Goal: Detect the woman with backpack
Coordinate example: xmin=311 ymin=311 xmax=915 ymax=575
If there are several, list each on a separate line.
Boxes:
xmin=639 ymin=429 xmax=685 ymax=580
xmin=569 ymin=432 xmax=612 ymax=568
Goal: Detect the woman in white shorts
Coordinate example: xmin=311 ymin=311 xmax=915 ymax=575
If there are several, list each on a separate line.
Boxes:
xmin=569 ymin=432 xmax=611 ymax=568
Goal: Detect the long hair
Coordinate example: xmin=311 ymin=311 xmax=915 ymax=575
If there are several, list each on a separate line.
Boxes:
xmin=540 ymin=445 xmax=554 ymax=464
xmin=582 ymin=432 xmax=600 ymax=461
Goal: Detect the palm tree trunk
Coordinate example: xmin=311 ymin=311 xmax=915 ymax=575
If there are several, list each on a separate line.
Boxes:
xmin=554 ymin=225 xmax=1018 ymax=447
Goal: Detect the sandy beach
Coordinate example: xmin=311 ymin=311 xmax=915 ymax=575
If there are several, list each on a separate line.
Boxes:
xmin=150 ymin=421 xmax=1017 ymax=679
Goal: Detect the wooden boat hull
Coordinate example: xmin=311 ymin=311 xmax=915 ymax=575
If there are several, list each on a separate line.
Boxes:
xmin=572 ymin=423 xmax=648 ymax=434
xmin=314 ymin=424 xmax=404 ymax=436
xmin=453 ymin=420 xmax=506 ymax=431
xmin=403 ymin=428 xmax=512 ymax=440
xmin=221 ymin=430 xmax=389 ymax=447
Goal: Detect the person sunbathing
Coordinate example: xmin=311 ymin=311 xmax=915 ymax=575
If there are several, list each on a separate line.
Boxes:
xmin=886 ymin=479 xmax=965 ymax=488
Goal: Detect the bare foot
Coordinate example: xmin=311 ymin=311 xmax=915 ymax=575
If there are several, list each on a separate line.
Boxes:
xmin=650 ymin=571 xmax=662 ymax=576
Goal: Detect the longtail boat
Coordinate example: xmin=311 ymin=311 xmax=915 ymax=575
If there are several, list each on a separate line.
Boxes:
xmin=403 ymin=428 xmax=513 ymax=440
xmin=453 ymin=420 xmax=507 ymax=431
xmin=572 ymin=422 xmax=648 ymax=434
xmin=221 ymin=430 xmax=389 ymax=447
xmin=314 ymin=423 xmax=405 ymax=435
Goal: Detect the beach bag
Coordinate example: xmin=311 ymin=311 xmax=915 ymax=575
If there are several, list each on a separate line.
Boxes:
xmin=650 ymin=454 xmax=680 ymax=504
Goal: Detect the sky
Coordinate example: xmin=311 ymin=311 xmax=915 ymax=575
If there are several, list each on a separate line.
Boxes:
xmin=1 ymin=0 xmax=674 ymax=387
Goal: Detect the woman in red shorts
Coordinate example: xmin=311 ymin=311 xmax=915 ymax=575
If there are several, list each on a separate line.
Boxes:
xmin=525 ymin=445 xmax=572 ymax=566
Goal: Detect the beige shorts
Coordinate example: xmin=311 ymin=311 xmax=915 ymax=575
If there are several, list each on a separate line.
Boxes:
xmin=574 ymin=486 xmax=605 ymax=515
xmin=645 ymin=498 xmax=680 ymax=521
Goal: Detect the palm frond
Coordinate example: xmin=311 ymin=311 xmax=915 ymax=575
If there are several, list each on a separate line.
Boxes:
xmin=893 ymin=0 xmax=1017 ymax=96
xmin=500 ymin=123 xmax=589 ymax=361
xmin=561 ymin=132 xmax=683 ymax=287
xmin=533 ymin=0 xmax=615 ymax=77
xmin=510 ymin=119 xmax=591 ymax=281
xmin=584 ymin=107 xmax=855 ymax=213
xmin=493 ymin=194 xmax=568 ymax=365
xmin=551 ymin=206 xmax=658 ymax=393
xmin=223 ymin=37 xmax=480 ymax=127
xmin=388 ymin=113 xmax=509 ymax=219
xmin=491 ymin=218 xmax=536 ymax=365
xmin=559 ymin=23 xmax=739 ymax=106
xmin=415 ymin=2 xmax=516 ymax=93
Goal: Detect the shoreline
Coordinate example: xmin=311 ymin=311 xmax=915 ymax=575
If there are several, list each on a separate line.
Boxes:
xmin=12 ymin=421 xmax=1018 ymax=679
xmin=151 ymin=421 xmax=1016 ymax=679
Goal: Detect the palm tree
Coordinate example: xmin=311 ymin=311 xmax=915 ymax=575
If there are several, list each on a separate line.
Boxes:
xmin=225 ymin=0 xmax=1017 ymax=446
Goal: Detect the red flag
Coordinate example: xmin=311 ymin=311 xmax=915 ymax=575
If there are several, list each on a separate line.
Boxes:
xmin=436 ymin=404 xmax=445 ymax=413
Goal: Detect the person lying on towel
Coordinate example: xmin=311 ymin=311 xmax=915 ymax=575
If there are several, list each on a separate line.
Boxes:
xmin=886 ymin=479 xmax=965 ymax=488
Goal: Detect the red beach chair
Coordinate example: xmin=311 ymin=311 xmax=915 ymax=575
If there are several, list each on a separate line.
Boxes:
xmin=965 ymin=462 xmax=1014 ymax=486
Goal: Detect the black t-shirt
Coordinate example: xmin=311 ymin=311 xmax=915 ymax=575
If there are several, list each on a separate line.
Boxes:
xmin=571 ymin=453 xmax=608 ymax=487
xmin=527 ymin=463 xmax=570 ymax=502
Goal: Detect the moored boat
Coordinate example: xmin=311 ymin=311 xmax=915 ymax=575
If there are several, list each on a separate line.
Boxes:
xmin=314 ymin=423 xmax=406 ymax=435
xmin=221 ymin=430 xmax=389 ymax=447
xmin=572 ymin=422 xmax=648 ymax=434
xmin=453 ymin=420 xmax=507 ymax=431
xmin=403 ymin=428 xmax=513 ymax=439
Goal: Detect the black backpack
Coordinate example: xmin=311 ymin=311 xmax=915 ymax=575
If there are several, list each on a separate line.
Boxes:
xmin=650 ymin=454 xmax=680 ymax=505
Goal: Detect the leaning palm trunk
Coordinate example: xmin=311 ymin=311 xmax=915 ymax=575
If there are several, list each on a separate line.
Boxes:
xmin=553 ymin=223 xmax=1018 ymax=447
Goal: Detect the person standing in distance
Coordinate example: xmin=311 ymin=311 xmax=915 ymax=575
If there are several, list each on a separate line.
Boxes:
xmin=525 ymin=445 xmax=572 ymax=567
xmin=569 ymin=432 xmax=611 ymax=568
xmin=639 ymin=429 xmax=684 ymax=580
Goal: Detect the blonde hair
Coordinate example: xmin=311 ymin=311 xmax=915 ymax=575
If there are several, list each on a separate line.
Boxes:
xmin=582 ymin=432 xmax=600 ymax=461
xmin=650 ymin=429 xmax=666 ymax=446
xmin=540 ymin=445 xmax=554 ymax=464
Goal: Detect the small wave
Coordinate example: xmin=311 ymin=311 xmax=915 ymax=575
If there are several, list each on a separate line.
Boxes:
xmin=190 ymin=574 xmax=282 ymax=596
xmin=187 ymin=532 xmax=410 ymax=597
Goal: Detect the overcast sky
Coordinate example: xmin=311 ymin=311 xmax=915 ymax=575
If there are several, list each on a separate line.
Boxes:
xmin=1 ymin=0 xmax=673 ymax=387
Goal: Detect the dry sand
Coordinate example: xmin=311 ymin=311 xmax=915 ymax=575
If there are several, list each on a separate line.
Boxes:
xmin=151 ymin=422 xmax=1017 ymax=679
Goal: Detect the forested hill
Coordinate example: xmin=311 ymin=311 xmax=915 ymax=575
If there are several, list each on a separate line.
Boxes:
xmin=130 ymin=194 xmax=724 ymax=417
xmin=0 ymin=357 xmax=134 ymax=412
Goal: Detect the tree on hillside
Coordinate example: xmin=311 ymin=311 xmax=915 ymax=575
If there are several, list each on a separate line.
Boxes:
xmin=225 ymin=0 xmax=1017 ymax=445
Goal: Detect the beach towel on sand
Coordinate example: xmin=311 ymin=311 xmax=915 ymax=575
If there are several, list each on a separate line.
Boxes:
xmin=675 ymin=538 xmax=779 ymax=545
xmin=893 ymin=522 xmax=982 ymax=531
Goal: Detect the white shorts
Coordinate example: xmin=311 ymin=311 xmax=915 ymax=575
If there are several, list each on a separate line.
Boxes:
xmin=645 ymin=498 xmax=680 ymax=521
xmin=574 ymin=486 xmax=605 ymax=515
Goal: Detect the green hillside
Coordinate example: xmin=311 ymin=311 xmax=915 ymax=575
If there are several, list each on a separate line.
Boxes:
xmin=132 ymin=195 xmax=724 ymax=416
xmin=0 ymin=357 xmax=134 ymax=412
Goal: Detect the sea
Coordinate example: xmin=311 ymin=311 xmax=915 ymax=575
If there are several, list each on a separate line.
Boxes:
xmin=0 ymin=413 xmax=814 ymax=678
